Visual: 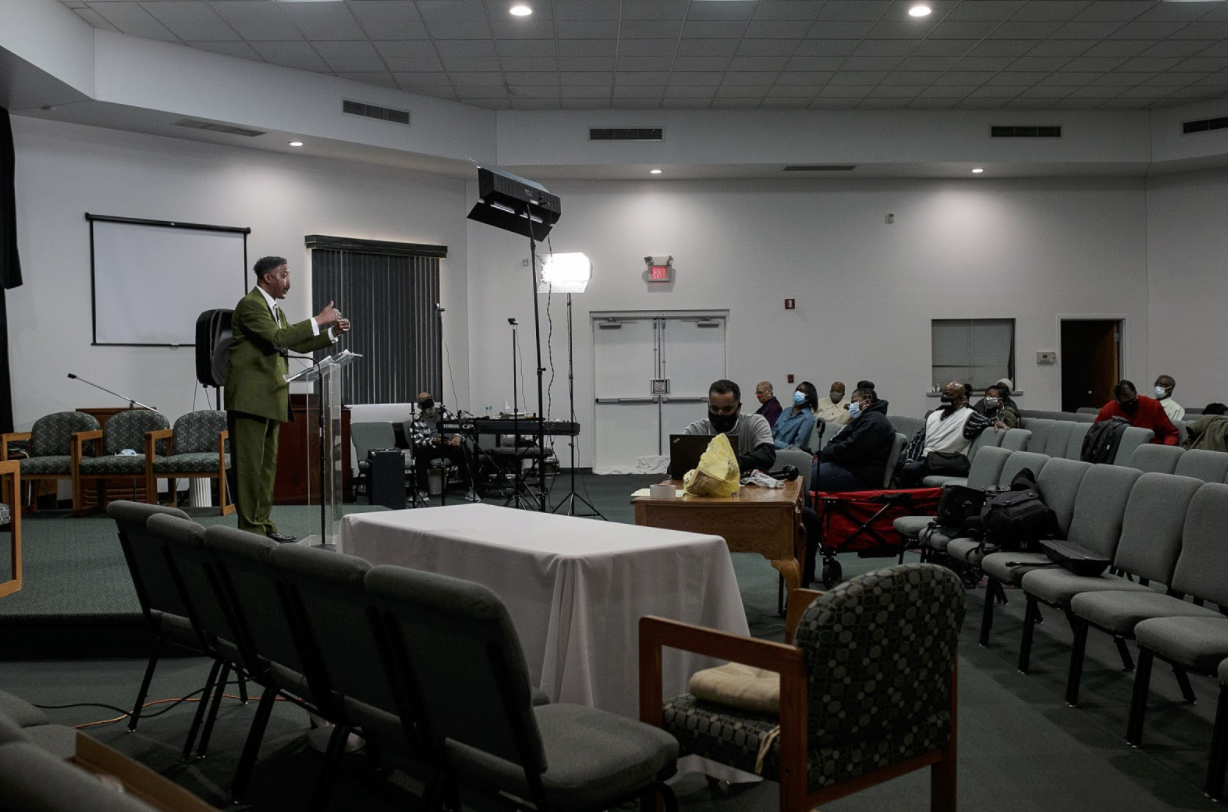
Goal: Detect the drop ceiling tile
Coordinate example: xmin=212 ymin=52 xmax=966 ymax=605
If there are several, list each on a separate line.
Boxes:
xmin=551 ymin=0 xmax=621 ymax=21
xmin=786 ymin=56 xmax=847 ymax=71
xmin=345 ymin=2 xmax=422 ymax=23
xmin=556 ymin=20 xmax=620 ymax=38
xmin=441 ymin=57 xmax=503 ymax=71
xmin=621 ymin=20 xmax=684 ymax=38
xmin=729 ymin=56 xmax=791 ymax=71
xmin=809 ymin=97 xmax=860 ymax=109
xmin=210 ymin=3 xmax=301 ymax=40
xmin=1197 ymin=41 xmax=1228 ymax=58
xmin=1176 ymin=57 xmax=1228 ymax=72
xmin=967 ymin=39 xmax=1038 ymax=58
xmin=249 ymin=41 xmax=328 ymax=71
xmin=1015 ymin=85 xmax=1073 ymax=98
xmin=1038 ymin=71 xmax=1103 ymax=86
xmin=490 ymin=21 xmax=559 ymax=39
xmin=1136 ymin=3 xmax=1209 ymax=23
xmin=661 ymin=97 xmax=714 ymax=108
xmin=816 ymin=1 xmax=891 ymax=22
xmin=1115 ymin=86 xmax=1167 ymax=99
xmin=558 ymin=55 xmax=616 ymax=70
xmin=313 ymin=40 xmax=379 ymax=58
xmin=1192 ymin=72 xmax=1228 ymax=87
xmin=759 ymin=97 xmax=812 ymax=108
xmin=416 ymin=1 xmax=486 ymax=23
xmin=384 ymin=56 xmax=446 ymax=72
xmin=86 ymin=3 xmax=179 ymax=42
xmin=945 ymin=1 xmax=1024 ymax=22
xmin=955 ymin=97 xmax=1013 ymax=108
xmin=392 ymin=71 xmax=449 ymax=86
xmin=142 ymin=2 xmax=223 ymax=25
xmin=1143 ymin=72 xmax=1205 ymax=87
xmin=918 ymin=84 xmax=972 ymax=97
xmin=735 ymin=38 xmax=792 ymax=57
xmin=880 ymin=70 xmax=943 ymax=85
xmin=560 ymin=85 xmax=612 ymax=98
xmin=1011 ymin=1 xmax=1089 ymax=23
xmin=968 ymin=84 xmax=1027 ymax=97
xmin=510 ymin=98 xmax=562 ymax=109
xmin=1071 ymin=2 xmax=1152 ymax=23
xmin=985 ymin=21 xmax=1063 ymax=39
xmin=1196 ymin=4 xmax=1228 ymax=22
xmin=423 ymin=21 xmax=493 ymax=39
xmin=1051 ymin=21 xmax=1126 ymax=40
xmin=986 ymin=71 xmax=1046 ymax=85
xmin=555 ymin=38 xmax=615 ymax=56
xmin=666 ymin=71 xmax=722 ymax=86
xmin=434 ymin=39 xmax=496 ymax=58
xmin=508 ymin=85 xmax=560 ymax=98
xmin=325 ymin=57 xmax=386 ymax=72
xmin=615 ymin=56 xmax=674 ymax=71
xmin=276 ymin=2 xmax=355 ymax=23
xmin=681 ymin=20 xmax=749 ymax=38
xmin=710 ymin=97 xmax=763 ymax=108
xmin=496 ymin=39 xmax=556 ymax=57
xmin=664 ymin=85 xmax=718 ymax=97
xmin=724 ymin=71 xmax=781 ymax=86
xmin=744 ymin=20 xmax=810 ymax=39
xmin=336 ymin=71 xmax=398 ymax=89
xmin=1089 ymin=72 xmax=1150 ymax=87
xmin=1097 ymin=98 xmax=1153 ymax=109
xmin=676 ymin=38 xmax=739 ymax=56
xmin=867 ymin=84 xmax=923 ymax=98
xmin=794 ymin=39 xmax=859 ymax=57
xmin=817 ymin=84 xmax=874 ymax=98
xmin=398 ymin=85 xmax=457 ymax=99
xmin=1165 ymin=85 xmax=1224 ymax=98
xmin=927 ymin=20 xmax=1002 ymax=39
xmin=1169 ymin=22 xmax=1228 ymax=41
xmin=617 ymin=39 xmax=676 ymax=57
xmin=934 ymin=71 xmax=996 ymax=85
xmin=186 ymin=40 xmax=259 ymax=59
xmin=774 ymin=71 xmax=834 ymax=85
xmin=1026 ymin=39 xmax=1095 ymax=57
xmin=866 ymin=21 xmax=940 ymax=39
xmin=614 ymin=71 xmax=670 ymax=85
xmin=612 ymin=85 xmax=666 ymax=98
xmin=1141 ymin=40 xmax=1215 ymax=59
xmin=483 ymin=0 xmax=554 ymax=21
xmin=161 ymin=21 xmax=239 ymax=41
xmin=620 ymin=0 xmax=687 ymax=21
xmin=1066 ymin=84 xmax=1123 ymax=98
xmin=559 ymin=71 xmax=613 ymax=85
xmin=72 ymin=8 xmax=119 ymax=31
xmin=910 ymin=39 xmax=974 ymax=57
xmin=294 ymin=21 xmax=368 ymax=40
xmin=896 ymin=55 xmax=963 ymax=71
xmin=1008 ymin=56 xmax=1072 ymax=71
xmin=1059 ymin=56 xmax=1128 ymax=71
xmin=686 ymin=0 xmax=755 ymax=20
xmin=857 ymin=98 xmax=911 ymax=109
xmin=463 ymin=99 xmax=511 ymax=109
xmin=952 ymin=56 xmax=1015 ymax=71
xmin=450 ymin=72 xmax=506 ymax=86
xmin=361 ymin=21 xmax=431 ymax=40
xmin=715 ymin=85 xmax=771 ymax=98
xmin=1048 ymin=97 xmax=1106 ymax=109
xmin=806 ymin=21 xmax=877 ymax=39
xmin=1109 ymin=21 xmax=1188 ymax=41
xmin=1115 ymin=56 xmax=1183 ymax=73
xmin=829 ymin=71 xmax=888 ymax=85
xmin=671 ymin=56 xmax=733 ymax=71
xmin=1002 ymin=97 xmax=1057 ymax=108
xmin=908 ymin=97 xmax=960 ymax=109
xmin=840 ymin=56 xmax=904 ymax=71
xmin=766 ymin=84 xmax=819 ymax=97
xmin=501 ymin=57 xmax=557 ymax=71
xmin=853 ymin=39 xmax=917 ymax=57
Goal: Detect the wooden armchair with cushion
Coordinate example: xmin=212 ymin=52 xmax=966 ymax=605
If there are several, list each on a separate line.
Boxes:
xmin=146 ymin=410 xmax=233 ymax=516
xmin=0 ymin=460 xmax=21 ymax=597
xmin=1 ymin=410 xmax=99 ymax=513
xmin=640 ymin=563 xmax=965 ymax=812
xmin=72 ymin=409 xmax=170 ymax=516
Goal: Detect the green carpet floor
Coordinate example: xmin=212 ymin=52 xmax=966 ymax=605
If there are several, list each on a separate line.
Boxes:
xmin=0 ymin=474 xmax=1221 ymax=812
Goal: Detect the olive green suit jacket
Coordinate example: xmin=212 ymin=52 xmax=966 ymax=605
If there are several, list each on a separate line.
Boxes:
xmin=224 ymin=288 xmax=334 ymax=422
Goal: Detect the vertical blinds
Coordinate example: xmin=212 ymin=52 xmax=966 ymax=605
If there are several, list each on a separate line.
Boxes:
xmin=931 ymin=318 xmax=1015 ymax=391
xmin=308 ymin=236 xmax=446 ymax=405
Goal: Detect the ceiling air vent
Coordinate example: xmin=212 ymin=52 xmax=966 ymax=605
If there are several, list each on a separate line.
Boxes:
xmin=1183 ymin=115 xmax=1228 ymax=135
xmin=991 ymin=125 xmax=1061 ymax=138
xmin=783 ymin=165 xmax=857 ymax=172
xmin=343 ymin=100 xmax=410 ymax=126
xmin=173 ymin=119 xmax=265 ymax=138
xmin=589 ymin=128 xmax=663 ymax=141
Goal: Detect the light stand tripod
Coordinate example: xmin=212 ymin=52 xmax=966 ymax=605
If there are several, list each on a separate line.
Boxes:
xmin=552 ymin=293 xmax=604 ymax=519
xmin=503 ymin=319 xmax=539 ymax=510
xmin=525 ymin=232 xmax=549 ymax=511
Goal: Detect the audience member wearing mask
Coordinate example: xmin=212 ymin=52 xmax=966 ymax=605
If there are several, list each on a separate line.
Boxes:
xmin=409 ymin=391 xmax=479 ymax=502
xmin=1154 ymin=375 xmax=1185 ymax=422
xmin=815 ymin=381 xmax=852 ymax=426
xmin=773 ymin=381 xmax=819 ymax=450
xmin=897 ymin=381 xmax=995 ymax=486
xmin=1094 ymin=379 xmax=1180 ymax=445
xmin=1183 ymin=403 xmax=1228 ymax=452
xmin=993 ymin=378 xmax=1019 ymax=412
xmin=683 ymin=379 xmax=776 ymax=474
xmin=972 ymin=385 xmax=1020 ymax=428
xmin=753 ymin=381 xmax=783 ymax=429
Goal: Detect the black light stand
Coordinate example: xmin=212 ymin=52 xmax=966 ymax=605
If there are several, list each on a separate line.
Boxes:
xmin=526 ymin=234 xmax=549 ymax=511
xmin=552 ymin=293 xmax=604 ymax=519
xmin=503 ymin=319 xmax=539 ymax=510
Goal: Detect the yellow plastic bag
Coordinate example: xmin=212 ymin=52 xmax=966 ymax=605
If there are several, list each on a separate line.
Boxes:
xmin=682 ymin=433 xmax=740 ymax=497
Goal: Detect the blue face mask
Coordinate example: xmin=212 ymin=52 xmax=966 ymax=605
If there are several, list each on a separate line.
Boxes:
xmin=792 ymin=391 xmax=806 ymax=405
xmin=848 ymin=401 xmax=862 ymax=419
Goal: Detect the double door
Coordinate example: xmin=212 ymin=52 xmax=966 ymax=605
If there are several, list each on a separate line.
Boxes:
xmin=592 ymin=311 xmax=727 ymax=473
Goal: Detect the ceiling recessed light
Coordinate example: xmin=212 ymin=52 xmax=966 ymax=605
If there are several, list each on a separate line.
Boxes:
xmin=510 ymin=4 xmax=532 ymax=16
xmin=650 ymin=168 xmax=662 ymax=175
xmin=971 ymin=168 xmax=984 ymax=174
xmin=289 ymin=141 xmax=304 ymax=147
xmin=909 ymin=5 xmax=932 ymax=17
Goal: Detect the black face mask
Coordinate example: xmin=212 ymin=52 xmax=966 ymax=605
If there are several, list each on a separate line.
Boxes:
xmin=709 ymin=411 xmax=738 ymax=433
xmin=419 ymin=398 xmax=435 ymax=412
xmin=1119 ymin=399 xmax=1139 ymax=414
xmin=939 ymin=395 xmax=955 ymax=405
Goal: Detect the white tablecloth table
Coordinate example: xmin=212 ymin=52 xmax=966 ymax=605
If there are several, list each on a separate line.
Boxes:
xmin=338 ymin=503 xmax=748 ymax=720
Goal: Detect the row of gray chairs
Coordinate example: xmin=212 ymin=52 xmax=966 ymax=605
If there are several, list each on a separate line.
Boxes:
xmin=108 ymin=501 xmax=679 ymax=812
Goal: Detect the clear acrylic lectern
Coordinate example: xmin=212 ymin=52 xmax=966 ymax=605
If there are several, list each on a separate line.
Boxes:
xmin=286 ymin=349 xmax=361 ymax=546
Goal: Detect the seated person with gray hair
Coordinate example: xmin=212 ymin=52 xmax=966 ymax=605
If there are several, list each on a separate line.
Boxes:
xmin=683 ymin=379 xmax=776 ymax=474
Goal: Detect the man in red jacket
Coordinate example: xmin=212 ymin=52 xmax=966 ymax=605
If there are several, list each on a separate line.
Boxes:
xmin=1095 ymin=380 xmax=1180 ymax=445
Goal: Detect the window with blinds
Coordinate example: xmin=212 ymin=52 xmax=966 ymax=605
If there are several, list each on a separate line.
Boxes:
xmin=307 ymin=235 xmax=447 ymax=405
xmin=931 ymin=318 xmax=1015 ymax=391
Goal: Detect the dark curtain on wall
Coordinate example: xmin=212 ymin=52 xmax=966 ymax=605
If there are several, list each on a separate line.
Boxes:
xmin=0 ymin=109 xmax=24 ymax=433
xmin=307 ymin=236 xmax=446 ymax=405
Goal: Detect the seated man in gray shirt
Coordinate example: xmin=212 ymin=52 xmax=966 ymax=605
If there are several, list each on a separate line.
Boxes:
xmin=683 ymin=379 xmax=777 ymax=474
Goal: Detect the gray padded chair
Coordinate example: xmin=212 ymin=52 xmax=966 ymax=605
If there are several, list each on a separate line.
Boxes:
xmin=1014 ymin=464 xmax=1144 ymax=672
xmin=896 ymin=446 xmax=1013 ymax=551
xmin=1113 ymin=427 xmax=1155 ymax=466
xmin=1131 ymin=615 xmax=1228 ymax=754
xmin=881 ymin=433 xmax=907 ymax=488
xmin=1041 ymin=421 xmax=1075 ymax=458
xmin=1174 ymin=449 xmax=1228 ymax=483
xmin=1064 ymin=473 xmax=1205 ymax=706
xmin=1023 ymin=419 xmax=1055 ymax=455
xmin=775 ymin=449 xmax=814 ymax=501
xmin=887 ymin=415 xmax=924 ymax=441
xmin=1127 ymin=443 xmax=1184 ymax=474
xmin=1 ymin=410 xmax=99 ymax=513
xmin=1000 ymin=428 xmax=1031 ymax=452
xmin=365 ymin=565 xmax=680 ymax=812
xmin=1065 ymin=423 xmax=1091 ymax=460
xmin=922 ymin=428 xmax=1005 ymax=488
xmin=0 ymin=741 xmax=167 ymax=812
xmin=149 ymin=410 xmax=232 ymax=516
xmin=1076 ymin=407 xmax=1100 ymax=416
xmin=1207 ymin=659 xmax=1228 ymax=800
xmin=945 ymin=451 xmax=1053 ymax=570
xmin=1071 ymin=481 xmax=1228 ymax=719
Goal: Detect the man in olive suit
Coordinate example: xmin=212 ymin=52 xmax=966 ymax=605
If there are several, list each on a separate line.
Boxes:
xmin=226 ymin=256 xmax=350 ymax=541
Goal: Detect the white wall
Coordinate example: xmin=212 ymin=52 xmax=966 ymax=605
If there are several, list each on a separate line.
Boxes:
xmin=8 ymin=115 xmax=471 ymax=429
xmin=467 ymin=177 xmax=1150 ymax=468
xmin=1146 ymin=167 xmax=1228 ymax=410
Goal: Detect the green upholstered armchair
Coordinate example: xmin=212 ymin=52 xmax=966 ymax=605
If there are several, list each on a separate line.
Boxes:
xmin=640 ymin=563 xmax=965 ymax=812
xmin=72 ymin=409 xmax=170 ymax=516
xmin=147 ymin=410 xmax=233 ymax=516
xmin=0 ymin=410 xmax=99 ymax=514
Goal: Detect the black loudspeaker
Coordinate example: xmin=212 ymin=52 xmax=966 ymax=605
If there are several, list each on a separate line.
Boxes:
xmin=195 ymin=309 xmax=234 ymax=387
xmin=367 ymin=449 xmax=406 ymax=510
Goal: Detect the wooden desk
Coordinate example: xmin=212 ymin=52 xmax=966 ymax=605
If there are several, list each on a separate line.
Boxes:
xmin=633 ymin=479 xmax=804 ymax=598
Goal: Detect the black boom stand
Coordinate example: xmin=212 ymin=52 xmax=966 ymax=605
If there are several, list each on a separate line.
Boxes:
xmin=504 ymin=319 xmax=540 ymax=510
xmin=552 ymin=293 xmax=604 ymax=519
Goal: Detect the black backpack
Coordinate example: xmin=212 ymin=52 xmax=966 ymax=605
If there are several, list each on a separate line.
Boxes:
xmin=977 ymin=468 xmax=1058 ymax=553
xmin=1081 ymin=416 xmax=1131 ymax=464
xmin=933 ymin=484 xmax=989 ymax=531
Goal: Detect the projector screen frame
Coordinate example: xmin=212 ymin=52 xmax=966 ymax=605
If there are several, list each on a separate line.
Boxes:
xmin=86 ymin=212 xmax=251 ymax=348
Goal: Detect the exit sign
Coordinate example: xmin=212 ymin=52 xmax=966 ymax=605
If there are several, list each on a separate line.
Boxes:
xmin=649 ymin=265 xmax=672 ymax=282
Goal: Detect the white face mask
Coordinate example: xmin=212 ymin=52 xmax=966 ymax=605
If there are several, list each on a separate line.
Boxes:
xmin=847 ymin=401 xmax=862 ymax=419
xmin=1154 ymin=386 xmax=1168 ymax=399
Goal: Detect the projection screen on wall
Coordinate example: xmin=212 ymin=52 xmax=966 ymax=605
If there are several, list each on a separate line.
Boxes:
xmin=88 ymin=214 xmax=250 ymax=346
